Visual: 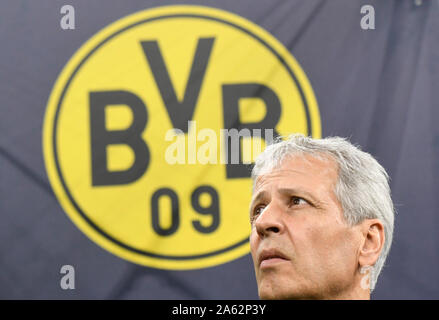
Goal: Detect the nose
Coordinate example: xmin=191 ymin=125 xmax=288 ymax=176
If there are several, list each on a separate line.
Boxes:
xmin=254 ymin=202 xmax=284 ymax=238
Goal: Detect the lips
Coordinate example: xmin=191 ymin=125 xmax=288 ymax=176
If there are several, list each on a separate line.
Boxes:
xmin=258 ymin=248 xmax=289 ymax=266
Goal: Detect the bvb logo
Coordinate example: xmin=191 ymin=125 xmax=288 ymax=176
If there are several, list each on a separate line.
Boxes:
xmin=43 ymin=6 xmax=321 ymax=269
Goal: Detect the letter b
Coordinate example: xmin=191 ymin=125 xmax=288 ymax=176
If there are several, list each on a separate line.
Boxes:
xmin=89 ymin=90 xmax=150 ymax=186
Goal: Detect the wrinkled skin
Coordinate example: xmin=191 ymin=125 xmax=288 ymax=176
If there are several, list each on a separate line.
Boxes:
xmin=250 ymin=154 xmax=383 ymax=300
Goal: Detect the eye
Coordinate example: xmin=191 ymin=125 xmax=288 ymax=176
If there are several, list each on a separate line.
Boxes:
xmin=251 ymin=205 xmax=266 ymax=223
xmin=290 ymin=196 xmax=308 ymax=206
xmin=255 ymin=206 xmax=266 ymax=215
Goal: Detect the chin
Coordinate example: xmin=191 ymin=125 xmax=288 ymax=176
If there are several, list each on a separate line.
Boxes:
xmin=259 ymin=288 xmax=298 ymax=300
xmin=259 ymin=289 xmax=321 ymax=300
xmin=258 ymin=280 xmax=320 ymax=300
xmin=259 ymin=291 xmax=283 ymax=300
xmin=258 ymin=282 xmax=299 ymax=300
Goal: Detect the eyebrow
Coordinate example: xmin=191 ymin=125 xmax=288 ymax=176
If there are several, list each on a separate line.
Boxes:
xmin=250 ymin=187 xmax=322 ymax=210
xmin=277 ymin=187 xmax=319 ymax=204
xmin=251 ymin=190 xmax=268 ymax=206
xmin=249 ymin=190 xmax=268 ymax=219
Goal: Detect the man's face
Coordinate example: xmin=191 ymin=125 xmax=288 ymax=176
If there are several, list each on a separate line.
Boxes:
xmin=250 ymin=154 xmax=363 ymax=299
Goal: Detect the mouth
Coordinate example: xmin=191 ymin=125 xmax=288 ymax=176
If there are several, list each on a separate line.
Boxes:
xmin=258 ymin=249 xmax=290 ymax=268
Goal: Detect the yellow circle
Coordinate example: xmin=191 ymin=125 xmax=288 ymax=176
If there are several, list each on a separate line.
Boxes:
xmin=43 ymin=5 xmax=321 ymax=269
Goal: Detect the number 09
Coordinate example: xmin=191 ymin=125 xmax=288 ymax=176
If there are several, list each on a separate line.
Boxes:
xmin=151 ymin=185 xmax=220 ymax=236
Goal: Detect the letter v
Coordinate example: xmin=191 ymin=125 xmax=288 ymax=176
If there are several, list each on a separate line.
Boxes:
xmin=140 ymin=38 xmax=215 ymax=132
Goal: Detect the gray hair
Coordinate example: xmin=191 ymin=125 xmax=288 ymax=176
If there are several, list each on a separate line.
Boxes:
xmin=251 ymin=133 xmax=395 ymax=291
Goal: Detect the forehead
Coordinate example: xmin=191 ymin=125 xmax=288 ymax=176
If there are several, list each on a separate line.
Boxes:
xmin=253 ymin=154 xmax=339 ymax=195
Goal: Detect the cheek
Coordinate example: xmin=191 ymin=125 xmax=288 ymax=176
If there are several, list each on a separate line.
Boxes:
xmin=249 ymin=230 xmax=259 ymax=263
xmin=307 ymin=224 xmax=359 ymax=275
xmin=298 ymin=218 xmax=355 ymax=263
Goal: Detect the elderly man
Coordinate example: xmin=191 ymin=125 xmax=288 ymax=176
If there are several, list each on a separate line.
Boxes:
xmin=249 ymin=134 xmax=395 ymax=299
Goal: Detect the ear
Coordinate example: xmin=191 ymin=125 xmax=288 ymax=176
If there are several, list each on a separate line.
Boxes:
xmin=358 ymin=219 xmax=385 ymax=268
